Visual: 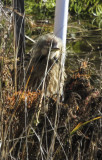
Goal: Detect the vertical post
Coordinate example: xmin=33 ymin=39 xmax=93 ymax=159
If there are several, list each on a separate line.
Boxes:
xmin=13 ymin=0 xmax=25 ymax=91
xmin=13 ymin=0 xmax=25 ymax=59
xmin=13 ymin=0 xmax=25 ymax=61
xmin=54 ymin=0 xmax=69 ymax=97
xmin=54 ymin=0 xmax=69 ymax=52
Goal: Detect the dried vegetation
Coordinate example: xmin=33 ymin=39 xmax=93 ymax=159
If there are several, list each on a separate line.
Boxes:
xmin=0 ymin=5 xmax=102 ymax=160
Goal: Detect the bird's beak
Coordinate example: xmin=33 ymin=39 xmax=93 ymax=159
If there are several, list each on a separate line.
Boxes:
xmin=51 ymin=48 xmax=60 ymax=52
xmin=51 ymin=43 xmax=60 ymax=51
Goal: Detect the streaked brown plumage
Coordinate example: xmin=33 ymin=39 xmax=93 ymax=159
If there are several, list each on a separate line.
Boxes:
xmin=13 ymin=34 xmax=66 ymax=97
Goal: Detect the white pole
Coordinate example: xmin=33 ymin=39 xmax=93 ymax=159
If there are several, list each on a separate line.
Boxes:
xmin=54 ymin=0 xmax=69 ymax=51
xmin=54 ymin=0 xmax=69 ymax=98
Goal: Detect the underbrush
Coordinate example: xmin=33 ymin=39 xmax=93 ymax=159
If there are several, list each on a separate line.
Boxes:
xmin=0 ymin=5 xmax=102 ymax=160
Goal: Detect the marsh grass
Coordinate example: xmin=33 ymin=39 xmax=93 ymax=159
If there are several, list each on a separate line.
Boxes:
xmin=0 ymin=3 xmax=102 ymax=160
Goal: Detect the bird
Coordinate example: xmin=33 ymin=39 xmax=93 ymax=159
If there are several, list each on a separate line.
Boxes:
xmin=13 ymin=34 xmax=66 ymax=97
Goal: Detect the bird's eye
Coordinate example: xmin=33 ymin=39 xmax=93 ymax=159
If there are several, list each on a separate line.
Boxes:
xmin=51 ymin=48 xmax=60 ymax=51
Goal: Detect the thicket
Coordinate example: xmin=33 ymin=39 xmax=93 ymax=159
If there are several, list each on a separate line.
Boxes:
xmin=2 ymin=0 xmax=102 ymax=18
xmin=1 ymin=0 xmax=102 ymax=159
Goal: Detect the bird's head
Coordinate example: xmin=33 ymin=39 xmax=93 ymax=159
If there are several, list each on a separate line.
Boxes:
xmin=35 ymin=34 xmax=63 ymax=61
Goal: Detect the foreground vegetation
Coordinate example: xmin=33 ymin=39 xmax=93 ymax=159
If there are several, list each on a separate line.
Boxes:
xmin=0 ymin=0 xmax=102 ymax=159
